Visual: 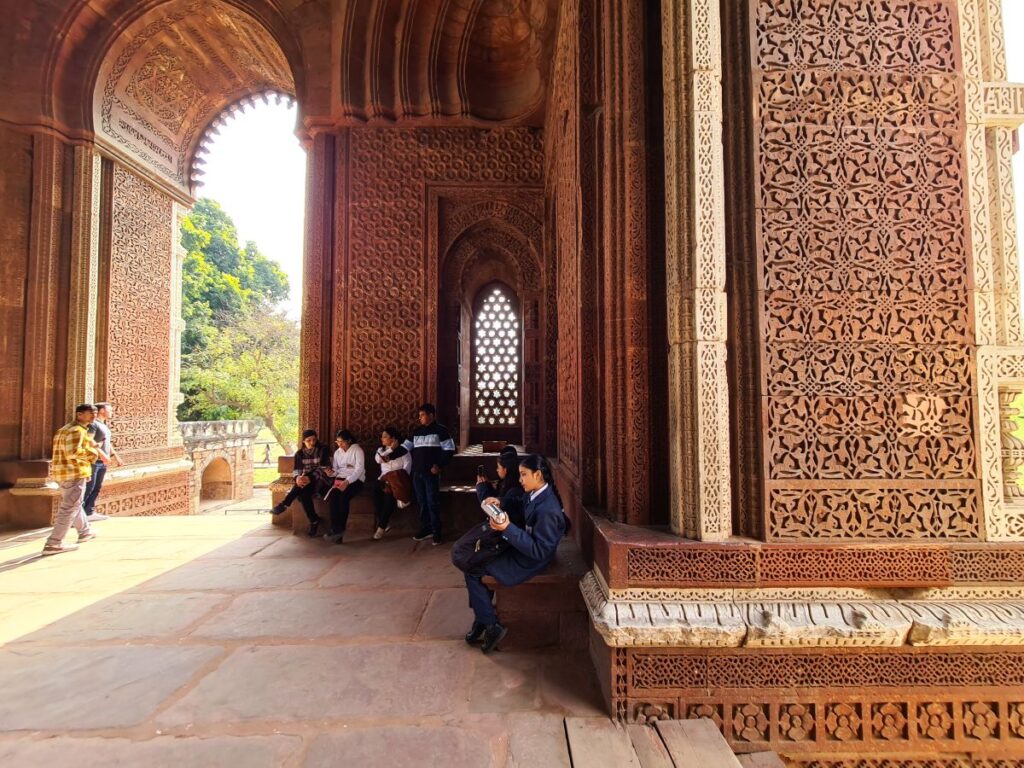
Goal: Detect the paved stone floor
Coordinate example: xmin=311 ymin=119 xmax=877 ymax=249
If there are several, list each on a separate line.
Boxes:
xmin=0 ymin=503 xmax=604 ymax=767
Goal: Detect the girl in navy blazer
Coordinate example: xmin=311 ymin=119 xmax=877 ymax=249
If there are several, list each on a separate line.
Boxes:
xmin=465 ymin=454 xmax=566 ymax=653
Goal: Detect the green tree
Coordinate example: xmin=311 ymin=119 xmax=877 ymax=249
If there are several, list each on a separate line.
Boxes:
xmin=182 ymin=308 xmax=299 ymax=453
xmin=177 ymin=198 xmax=299 ymax=453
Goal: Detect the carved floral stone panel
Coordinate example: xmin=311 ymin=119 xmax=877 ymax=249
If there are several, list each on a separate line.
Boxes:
xmin=752 ymin=0 xmax=980 ymax=540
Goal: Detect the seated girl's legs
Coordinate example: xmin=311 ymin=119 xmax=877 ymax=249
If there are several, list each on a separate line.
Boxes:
xmin=328 ymin=480 xmax=364 ymax=536
xmin=464 ymin=571 xmax=498 ymax=626
xmin=374 ymin=481 xmax=397 ymax=529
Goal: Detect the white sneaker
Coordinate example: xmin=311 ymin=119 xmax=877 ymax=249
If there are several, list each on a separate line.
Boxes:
xmin=397 ymin=500 xmax=410 ymax=509
xmin=88 ymin=512 xmax=109 ymax=521
xmin=373 ymin=527 xmax=385 ymax=540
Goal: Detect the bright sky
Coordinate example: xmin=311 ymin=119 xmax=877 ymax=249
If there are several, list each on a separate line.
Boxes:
xmin=200 ymin=9 xmax=1024 ymax=319
xmin=198 ymin=100 xmax=306 ymax=319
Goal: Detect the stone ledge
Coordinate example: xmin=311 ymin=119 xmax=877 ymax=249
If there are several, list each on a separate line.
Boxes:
xmin=8 ymin=458 xmax=193 ymax=496
xmin=582 ymin=570 xmax=1024 ymax=649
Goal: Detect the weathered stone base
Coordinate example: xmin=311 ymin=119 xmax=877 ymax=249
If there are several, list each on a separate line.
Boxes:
xmin=2 ymin=458 xmax=191 ymax=528
xmin=591 ymin=628 xmax=1024 ymax=759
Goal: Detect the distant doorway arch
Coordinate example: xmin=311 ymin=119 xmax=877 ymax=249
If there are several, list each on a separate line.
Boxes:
xmin=200 ymin=457 xmax=233 ymax=501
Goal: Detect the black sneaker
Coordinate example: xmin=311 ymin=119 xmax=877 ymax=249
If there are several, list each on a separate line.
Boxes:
xmin=307 ymin=520 xmax=320 ymax=538
xmin=269 ymin=505 xmax=285 ymax=515
xmin=464 ymin=621 xmax=486 ymax=645
xmin=432 ymin=533 xmax=443 ymax=546
xmin=480 ymin=623 xmax=508 ymax=654
xmin=413 ymin=528 xmax=433 ymax=542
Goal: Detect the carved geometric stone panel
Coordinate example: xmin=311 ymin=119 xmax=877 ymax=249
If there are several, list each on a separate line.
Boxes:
xmin=752 ymin=0 xmax=980 ymax=540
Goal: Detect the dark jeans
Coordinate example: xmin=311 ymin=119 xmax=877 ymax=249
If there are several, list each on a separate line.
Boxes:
xmin=280 ymin=482 xmax=319 ymax=524
xmin=82 ymin=461 xmax=106 ymax=516
xmin=465 ymin=572 xmax=498 ymax=626
xmin=328 ymin=480 xmax=363 ymax=535
xmin=373 ymin=480 xmax=397 ymax=529
xmin=412 ymin=471 xmax=441 ymax=535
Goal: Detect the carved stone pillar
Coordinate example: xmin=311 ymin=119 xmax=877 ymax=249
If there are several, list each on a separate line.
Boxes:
xmin=661 ymin=0 xmax=731 ymax=539
xmin=299 ymin=131 xmax=337 ymax=439
xmin=600 ymin=0 xmax=653 ymax=525
xmin=65 ymin=145 xmax=102 ymax=411
xmin=21 ymin=132 xmax=69 ymax=459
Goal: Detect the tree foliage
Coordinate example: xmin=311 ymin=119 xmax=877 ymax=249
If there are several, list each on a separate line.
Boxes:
xmin=178 ymin=199 xmax=299 ymax=452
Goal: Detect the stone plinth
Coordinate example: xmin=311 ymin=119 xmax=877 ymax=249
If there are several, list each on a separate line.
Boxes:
xmin=181 ymin=420 xmax=262 ymax=513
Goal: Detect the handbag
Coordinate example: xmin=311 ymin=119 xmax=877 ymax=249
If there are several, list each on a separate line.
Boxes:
xmin=450 ymin=522 xmax=509 ymax=573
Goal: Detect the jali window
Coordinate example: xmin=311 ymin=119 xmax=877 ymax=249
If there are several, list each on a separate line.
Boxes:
xmin=473 ymin=285 xmax=521 ymax=426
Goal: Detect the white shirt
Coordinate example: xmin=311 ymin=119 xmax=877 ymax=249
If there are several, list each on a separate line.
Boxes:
xmin=529 ymin=483 xmax=549 ymax=502
xmin=332 ymin=444 xmax=366 ymax=484
xmin=375 ymin=446 xmax=412 ymax=478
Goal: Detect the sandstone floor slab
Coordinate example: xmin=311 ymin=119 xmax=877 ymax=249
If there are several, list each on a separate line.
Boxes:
xmin=136 ymin=557 xmax=333 ymax=591
xmin=303 ymin=726 xmax=495 ymax=768
xmin=415 ymin=587 xmax=474 ymax=639
xmin=191 ymin=588 xmax=429 ymax=639
xmin=0 ymin=645 xmax=221 ymax=731
xmin=0 ymin=735 xmax=302 ymax=767
xmin=157 ymin=643 xmax=472 ymax=724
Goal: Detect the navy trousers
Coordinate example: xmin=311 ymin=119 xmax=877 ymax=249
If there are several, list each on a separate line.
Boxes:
xmin=464 ymin=571 xmax=498 ymax=625
xmin=412 ymin=471 xmax=441 ymax=534
xmin=82 ymin=461 xmax=106 ymax=516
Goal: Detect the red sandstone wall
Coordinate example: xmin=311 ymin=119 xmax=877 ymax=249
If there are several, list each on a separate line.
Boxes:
xmin=332 ymin=127 xmax=545 ymax=441
xmin=752 ymin=0 xmax=980 ymax=540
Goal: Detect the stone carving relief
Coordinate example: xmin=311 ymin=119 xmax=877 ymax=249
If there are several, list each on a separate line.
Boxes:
xmin=752 ymin=0 xmax=980 ymax=540
xmin=107 ymin=165 xmax=174 ymax=454
xmin=95 ymin=0 xmax=295 ymax=187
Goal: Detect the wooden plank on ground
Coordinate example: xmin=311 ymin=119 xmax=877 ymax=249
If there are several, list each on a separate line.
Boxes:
xmin=655 ymin=718 xmax=743 ymax=767
xmin=565 ymin=717 xmax=641 ymax=768
xmin=625 ymin=724 xmax=674 ymax=768
xmin=737 ymin=753 xmax=786 ymax=768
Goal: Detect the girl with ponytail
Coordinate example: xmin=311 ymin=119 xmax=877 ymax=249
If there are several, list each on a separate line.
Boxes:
xmin=462 ymin=453 xmax=567 ymax=653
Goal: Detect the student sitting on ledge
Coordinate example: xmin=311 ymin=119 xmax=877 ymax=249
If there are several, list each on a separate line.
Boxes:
xmin=464 ymin=453 xmax=566 ymax=653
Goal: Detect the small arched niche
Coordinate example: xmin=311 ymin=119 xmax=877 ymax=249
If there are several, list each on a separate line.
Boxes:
xmin=200 ymin=457 xmax=233 ymax=501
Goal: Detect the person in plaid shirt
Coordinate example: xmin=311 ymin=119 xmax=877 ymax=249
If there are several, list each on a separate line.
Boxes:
xmin=44 ymin=404 xmax=110 ymax=556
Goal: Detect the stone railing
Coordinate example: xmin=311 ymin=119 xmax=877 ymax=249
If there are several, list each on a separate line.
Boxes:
xmin=179 ymin=419 xmax=264 ymax=447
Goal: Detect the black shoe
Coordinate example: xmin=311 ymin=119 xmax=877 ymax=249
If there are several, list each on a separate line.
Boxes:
xmin=464 ymin=621 xmax=486 ymax=645
xmin=413 ymin=528 xmax=433 ymax=542
xmin=307 ymin=520 xmax=320 ymax=538
xmin=269 ymin=505 xmax=285 ymax=515
xmin=432 ymin=533 xmax=443 ymax=546
xmin=480 ymin=623 xmax=508 ymax=654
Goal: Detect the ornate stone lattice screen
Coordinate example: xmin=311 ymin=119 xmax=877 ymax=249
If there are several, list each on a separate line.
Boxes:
xmin=472 ymin=287 xmax=521 ymax=428
xmin=753 ymin=0 xmax=982 ymax=540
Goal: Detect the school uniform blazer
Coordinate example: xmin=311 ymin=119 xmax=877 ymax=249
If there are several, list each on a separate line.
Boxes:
xmin=487 ymin=485 xmax=565 ymax=586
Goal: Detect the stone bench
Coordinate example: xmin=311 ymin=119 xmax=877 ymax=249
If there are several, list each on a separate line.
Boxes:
xmin=483 ymin=537 xmax=588 ymax=650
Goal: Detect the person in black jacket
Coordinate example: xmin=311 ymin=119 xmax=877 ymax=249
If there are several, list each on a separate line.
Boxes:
xmin=465 ymin=454 xmax=566 ymax=653
xmin=269 ymin=429 xmax=331 ymax=537
xmin=402 ymin=403 xmax=455 ymax=545
xmin=475 ymin=448 xmax=525 ymax=528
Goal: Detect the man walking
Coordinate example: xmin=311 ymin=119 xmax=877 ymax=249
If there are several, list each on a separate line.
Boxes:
xmin=44 ymin=404 xmax=110 ymax=555
xmin=403 ymin=403 xmax=455 ymax=545
xmin=83 ymin=401 xmax=123 ymax=521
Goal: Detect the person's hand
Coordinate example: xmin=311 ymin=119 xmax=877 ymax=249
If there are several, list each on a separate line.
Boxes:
xmin=476 ymin=474 xmax=487 ymax=485
xmin=334 ymin=479 xmax=346 ymax=490
xmin=100 ymin=455 xmax=111 ymax=466
xmin=296 ymin=475 xmax=310 ymax=488
xmin=489 ymin=516 xmax=510 ymax=532
xmin=114 ymin=457 xmax=125 ymax=468
xmin=324 ymin=468 xmax=335 ymax=477
xmin=430 ymin=464 xmax=440 ymax=475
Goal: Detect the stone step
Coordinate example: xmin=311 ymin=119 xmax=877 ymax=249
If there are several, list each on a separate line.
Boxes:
xmin=562 ymin=717 xmax=775 ymax=767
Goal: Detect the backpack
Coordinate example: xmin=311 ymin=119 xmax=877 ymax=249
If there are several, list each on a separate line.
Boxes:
xmin=450 ymin=522 xmax=509 ymax=573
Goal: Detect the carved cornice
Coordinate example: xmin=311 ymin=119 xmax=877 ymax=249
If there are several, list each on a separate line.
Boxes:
xmin=982 ymin=82 xmax=1024 ymax=128
xmin=583 ymin=570 xmax=1024 ymax=649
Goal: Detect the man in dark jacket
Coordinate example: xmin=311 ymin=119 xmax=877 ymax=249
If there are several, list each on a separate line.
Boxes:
xmin=403 ymin=403 xmax=455 ymax=545
xmin=270 ymin=428 xmax=331 ymax=536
